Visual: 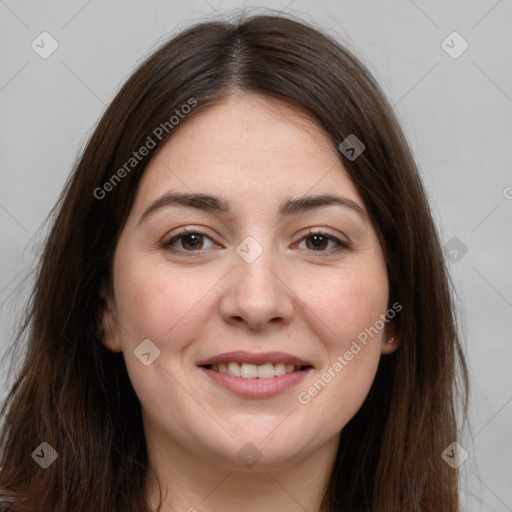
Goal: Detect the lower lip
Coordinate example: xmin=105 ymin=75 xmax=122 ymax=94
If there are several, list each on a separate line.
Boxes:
xmin=200 ymin=367 xmax=312 ymax=398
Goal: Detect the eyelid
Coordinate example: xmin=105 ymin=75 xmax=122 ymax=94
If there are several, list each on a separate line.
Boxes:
xmin=162 ymin=226 xmax=349 ymax=256
xmin=292 ymin=228 xmax=350 ymax=254
xmin=163 ymin=227 xmax=220 ymax=252
xmin=295 ymin=227 xmax=349 ymax=244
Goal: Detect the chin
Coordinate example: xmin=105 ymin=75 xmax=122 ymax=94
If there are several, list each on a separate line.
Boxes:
xmin=197 ymin=423 xmax=321 ymax=471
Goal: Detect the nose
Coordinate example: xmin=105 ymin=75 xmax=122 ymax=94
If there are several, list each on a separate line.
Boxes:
xmin=219 ymin=248 xmax=295 ymax=331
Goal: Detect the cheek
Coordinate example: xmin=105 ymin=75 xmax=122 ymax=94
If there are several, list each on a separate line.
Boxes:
xmin=294 ymin=267 xmax=387 ymax=424
xmin=111 ymin=259 xmax=217 ymax=416
xmin=299 ymin=266 xmax=389 ymax=347
xmin=113 ymin=258 xmax=216 ymax=345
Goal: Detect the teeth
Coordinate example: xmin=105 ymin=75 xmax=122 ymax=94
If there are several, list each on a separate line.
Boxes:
xmin=257 ymin=363 xmax=274 ymax=379
xmin=274 ymin=362 xmax=286 ymax=376
xmin=241 ymin=363 xmax=258 ymax=378
xmin=212 ymin=362 xmax=302 ymax=378
xmin=227 ymin=362 xmax=241 ymax=377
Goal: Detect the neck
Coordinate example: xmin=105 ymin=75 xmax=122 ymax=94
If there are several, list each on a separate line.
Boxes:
xmin=144 ymin=422 xmax=339 ymax=512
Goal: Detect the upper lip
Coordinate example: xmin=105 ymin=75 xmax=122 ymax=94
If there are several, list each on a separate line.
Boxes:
xmin=197 ymin=351 xmax=313 ymax=368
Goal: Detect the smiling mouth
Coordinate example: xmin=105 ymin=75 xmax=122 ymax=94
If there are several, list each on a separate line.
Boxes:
xmin=198 ymin=352 xmax=314 ymax=397
xmin=202 ymin=362 xmax=311 ymax=379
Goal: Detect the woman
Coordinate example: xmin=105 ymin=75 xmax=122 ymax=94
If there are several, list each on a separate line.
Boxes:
xmin=0 ymin=13 xmax=468 ymax=512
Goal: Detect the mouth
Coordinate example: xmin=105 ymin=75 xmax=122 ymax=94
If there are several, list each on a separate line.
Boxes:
xmin=203 ymin=362 xmax=309 ymax=378
xmin=197 ymin=351 xmax=314 ymax=398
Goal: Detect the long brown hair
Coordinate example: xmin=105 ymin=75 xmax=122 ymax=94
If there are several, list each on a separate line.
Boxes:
xmin=0 ymin=13 xmax=468 ymax=511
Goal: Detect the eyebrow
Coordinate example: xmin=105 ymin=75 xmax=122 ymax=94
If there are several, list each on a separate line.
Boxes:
xmin=138 ymin=191 xmax=366 ymax=225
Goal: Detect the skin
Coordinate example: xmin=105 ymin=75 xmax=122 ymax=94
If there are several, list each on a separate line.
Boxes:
xmin=101 ymin=92 xmax=398 ymax=512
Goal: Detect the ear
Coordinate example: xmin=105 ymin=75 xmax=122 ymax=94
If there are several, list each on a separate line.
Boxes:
xmin=98 ymin=281 xmax=122 ymax=353
xmin=381 ymin=321 xmax=400 ymax=355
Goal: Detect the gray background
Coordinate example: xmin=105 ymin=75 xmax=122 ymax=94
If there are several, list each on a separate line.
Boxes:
xmin=1 ymin=0 xmax=511 ymax=510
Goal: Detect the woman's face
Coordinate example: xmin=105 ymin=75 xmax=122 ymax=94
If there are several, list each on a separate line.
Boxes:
xmin=102 ymin=93 xmax=396 ymax=471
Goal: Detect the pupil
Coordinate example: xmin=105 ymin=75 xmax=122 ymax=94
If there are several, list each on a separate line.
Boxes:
xmin=309 ymin=235 xmax=327 ymax=249
xmin=184 ymin=234 xmax=202 ymax=248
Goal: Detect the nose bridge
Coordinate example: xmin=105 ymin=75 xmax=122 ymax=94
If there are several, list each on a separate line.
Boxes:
xmin=220 ymin=236 xmax=294 ymax=329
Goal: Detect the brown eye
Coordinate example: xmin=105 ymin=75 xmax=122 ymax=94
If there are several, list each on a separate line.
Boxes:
xmin=180 ymin=233 xmax=204 ymax=250
xmin=305 ymin=234 xmax=329 ymax=250
xmin=296 ymin=231 xmax=348 ymax=254
xmin=165 ymin=231 xmax=215 ymax=252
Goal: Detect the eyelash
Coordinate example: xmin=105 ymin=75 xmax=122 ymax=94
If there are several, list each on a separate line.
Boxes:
xmin=163 ymin=228 xmax=349 ymax=256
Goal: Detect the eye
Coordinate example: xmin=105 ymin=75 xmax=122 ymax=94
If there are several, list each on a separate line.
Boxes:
xmin=296 ymin=231 xmax=348 ymax=253
xmin=164 ymin=229 xmax=217 ymax=252
xmin=162 ymin=228 xmax=348 ymax=255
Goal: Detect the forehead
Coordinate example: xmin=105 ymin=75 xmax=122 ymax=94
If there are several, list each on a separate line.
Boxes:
xmin=134 ymin=93 xmax=363 ymax=213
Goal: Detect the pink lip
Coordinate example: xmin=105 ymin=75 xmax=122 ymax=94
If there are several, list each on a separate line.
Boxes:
xmin=196 ymin=351 xmax=312 ymax=367
xmin=200 ymin=366 xmax=313 ymax=398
